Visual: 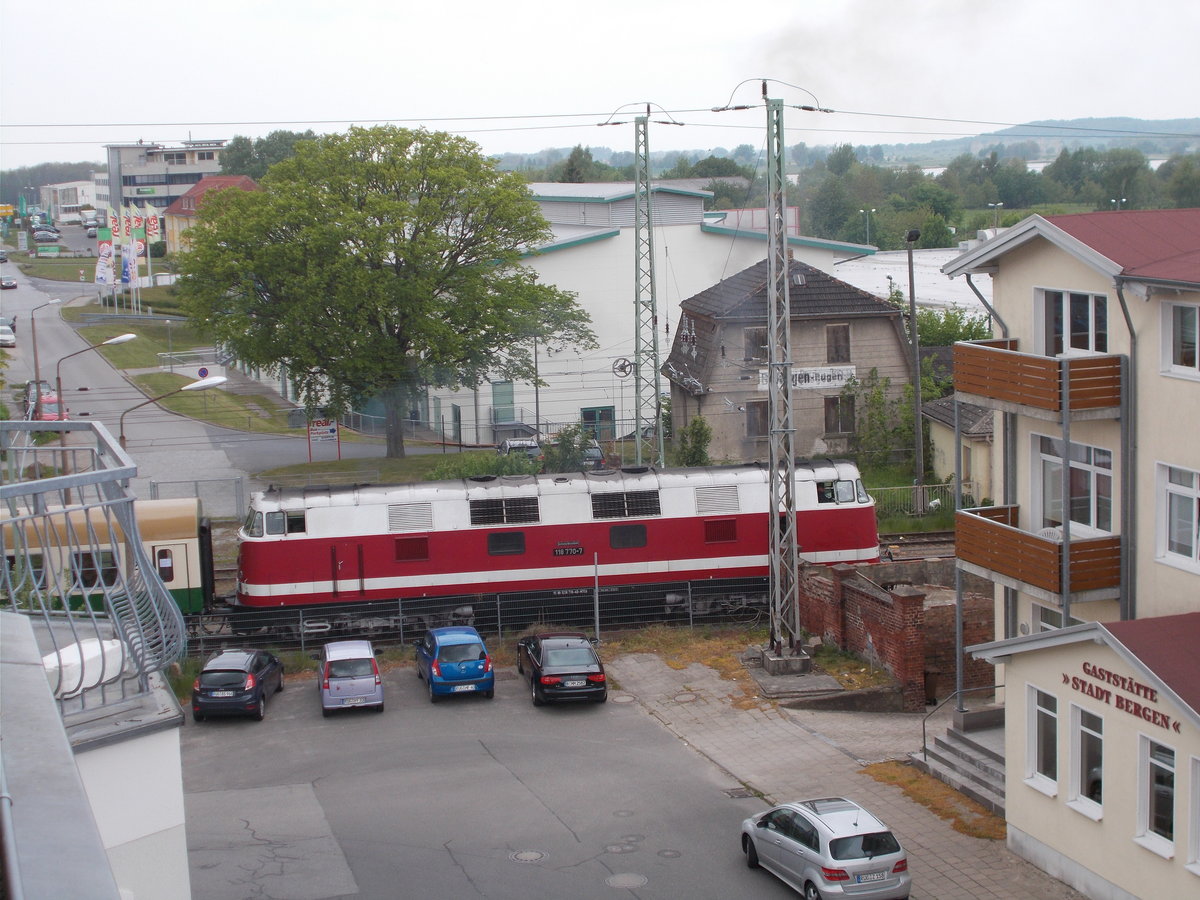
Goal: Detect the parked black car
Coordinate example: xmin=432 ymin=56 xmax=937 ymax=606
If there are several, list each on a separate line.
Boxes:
xmin=516 ymin=632 xmax=607 ymax=705
xmin=191 ymin=649 xmax=284 ymax=722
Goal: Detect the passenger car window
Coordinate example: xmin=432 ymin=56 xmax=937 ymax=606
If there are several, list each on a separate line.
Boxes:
xmin=829 ymin=831 xmax=901 ymax=860
xmin=792 ymin=814 xmax=819 ymax=851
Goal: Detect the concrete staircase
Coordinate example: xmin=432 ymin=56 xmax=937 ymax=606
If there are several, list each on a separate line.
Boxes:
xmin=910 ymin=707 xmax=1006 ymax=816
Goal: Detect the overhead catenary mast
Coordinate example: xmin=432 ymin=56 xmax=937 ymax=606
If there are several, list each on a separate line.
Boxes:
xmin=764 ymin=84 xmax=800 ymax=655
xmin=632 ymin=109 xmax=666 ymax=466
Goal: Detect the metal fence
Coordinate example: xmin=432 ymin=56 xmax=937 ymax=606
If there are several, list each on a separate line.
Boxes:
xmin=870 ymin=481 xmax=979 ymax=518
xmin=1 ymin=420 xmax=187 ymax=711
xmin=183 ymin=576 xmax=771 ymax=657
xmin=149 ymin=476 xmax=246 ymax=520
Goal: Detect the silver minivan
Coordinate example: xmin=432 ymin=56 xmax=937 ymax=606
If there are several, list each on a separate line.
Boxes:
xmin=316 ymin=640 xmax=384 ymax=716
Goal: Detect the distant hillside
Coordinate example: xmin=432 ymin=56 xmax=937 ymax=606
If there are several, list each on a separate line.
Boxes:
xmin=877 ymin=117 xmax=1200 ymax=165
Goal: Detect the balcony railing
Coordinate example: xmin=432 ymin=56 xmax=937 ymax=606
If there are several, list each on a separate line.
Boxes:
xmin=954 ymin=340 xmax=1123 ymax=415
xmin=956 ymin=506 xmax=1121 ymax=598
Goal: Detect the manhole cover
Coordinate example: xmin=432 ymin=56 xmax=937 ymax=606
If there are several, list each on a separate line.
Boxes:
xmin=673 ymin=692 xmax=698 ymax=703
xmin=605 ymin=873 xmax=648 ymax=888
xmin=611 ymin=694 xmax=635 ymax=703
xmin=658 ymin=849 xmax=682 ymax=859
xmin=509 ymin=850 xmax=546 ymax=863
xmin=724 ymin=787 xmax=755 ymax=798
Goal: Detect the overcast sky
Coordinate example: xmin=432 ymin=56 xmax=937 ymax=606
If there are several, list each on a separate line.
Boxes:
xmin=2 ymin=0 xmax=1196 ymax=171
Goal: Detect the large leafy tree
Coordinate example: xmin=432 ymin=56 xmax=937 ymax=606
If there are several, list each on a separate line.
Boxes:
xmin=179 ymin=125 xmax=597 ymax=457
xmin=220 ymin=130 xmax=318 ymax=180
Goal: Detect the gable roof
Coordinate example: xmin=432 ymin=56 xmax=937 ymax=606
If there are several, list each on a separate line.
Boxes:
xmin=681 ymin=256 xmax=902 ymax=321
xmin=922 ymin=396 xmax=993 ymax=436
xmin=162 ymin=175 xmax=259 ymax=217
xmin=942 ymin=208 xmax=1200 ymax=289
xmin=969 ymin=611 xmax=1200 ymax=730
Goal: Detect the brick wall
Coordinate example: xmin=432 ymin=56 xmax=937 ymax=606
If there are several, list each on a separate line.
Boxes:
xmin=797 ymin=563 xmax=995 ymax=711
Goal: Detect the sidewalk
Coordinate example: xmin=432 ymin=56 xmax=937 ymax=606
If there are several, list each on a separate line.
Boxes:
xmin=606 ymin=653 xmax=1084 ymax=900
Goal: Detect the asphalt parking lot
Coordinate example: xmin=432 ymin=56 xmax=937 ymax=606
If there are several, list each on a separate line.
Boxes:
xmin=182 ymin=663 xmax=794 ymax=900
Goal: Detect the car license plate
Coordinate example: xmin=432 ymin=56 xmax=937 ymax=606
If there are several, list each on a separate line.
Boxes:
xmin=564 ymin=679 xmax=585 ymax=688
xmin=452 ymin=684 xmax=476 ymax=692
xmin=856 ymin=871 xmax=886 ymax=883
xmin=344 ymin=698 xmax=364 ymax=705
xmin=211 ymin=690 xmax=235 ymax=698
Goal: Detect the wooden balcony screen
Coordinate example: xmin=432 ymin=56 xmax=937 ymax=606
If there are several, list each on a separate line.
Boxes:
xmin=953 ymin=341 xmax=1122 ymax=412
xmin=956 ymin=507 xmax=1121 ymax=594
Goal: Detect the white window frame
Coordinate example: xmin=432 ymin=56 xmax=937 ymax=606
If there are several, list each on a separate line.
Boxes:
xmin=1162 ymin=301 xmax=1200 ymax=381
xmin=1135 ymin=734 xmax=1176 ymax=859
xmin=1037 ymin=287 xmax=1109 ymax=357
xmin=1067 ymin=704 xmax=1104 ymax=821
xmin=1034 ymin=603 xmax=1083 ymax=633
xmin=1025 ymin=685 xmax=1058 ymax=796
xmin=1156 ymin=463 xmax=1200 ymax=574
xmin=1033 ymin=434 xmax=1113 ymax=533
xmin=1188 ymin=755 xmax=1200 ymax=877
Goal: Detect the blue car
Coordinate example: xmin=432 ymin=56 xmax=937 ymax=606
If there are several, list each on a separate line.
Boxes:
xmin=415 ymin=626 xmax=495 ymax=702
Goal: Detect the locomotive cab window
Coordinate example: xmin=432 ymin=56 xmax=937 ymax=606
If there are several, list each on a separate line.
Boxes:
xmin=265 ymin=512 xmax=285 ymax=535
xmin=488 ymin=532 xmax=526 ymax=556
xmin=704 ymin=519 xmax=737 ymax=543
xmin=156 ymin=548 xmax=175 ymax=584
xmin=286 ymin=510 xmax=306 ymax=533
xmin=610 ymin=524 xmax=647 ymax=549
xmin=817 ymin=480 xmax=858 ymax=503
xmin=244 ymin=510 xmax=263 ymax=537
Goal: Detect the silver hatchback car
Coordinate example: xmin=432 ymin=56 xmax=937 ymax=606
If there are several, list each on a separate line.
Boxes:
xmin=316 ymin=640 xmax=384 ymax=716
xmin=741 ymin=797 xmax=910 ymax=899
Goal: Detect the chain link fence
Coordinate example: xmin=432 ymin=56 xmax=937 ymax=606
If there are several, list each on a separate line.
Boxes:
xmin=183 ymin=576 xmax=770 ymax=657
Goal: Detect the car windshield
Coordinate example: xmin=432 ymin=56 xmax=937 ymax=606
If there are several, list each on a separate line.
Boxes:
xmin=438 ymin=642 xmax=484 ymax=663
xmin=829 ymin=831 xmax=901 ymax=860
xmin=199 ymin=670 xmax=247 ymax=689
xmin=328 ymin=659 xmax=374 ymax=678
xmin=545 ymin=647 xmax=596 ymax=667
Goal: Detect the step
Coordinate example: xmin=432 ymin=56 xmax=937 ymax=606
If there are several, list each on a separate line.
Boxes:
xmin=910 ymin=749 xmax=1006 ymax=817
xmin=946 ymin=725 xmax=1005 ymax=764
xmin=925 ymin=740 xmax=1006 ymax=797
xmin=933 ymin=733 xmax=1006 ymax=783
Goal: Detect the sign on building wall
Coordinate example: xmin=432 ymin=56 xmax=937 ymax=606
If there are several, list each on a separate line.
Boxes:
xmin=757 ymin=366 xmax=856 ymax=391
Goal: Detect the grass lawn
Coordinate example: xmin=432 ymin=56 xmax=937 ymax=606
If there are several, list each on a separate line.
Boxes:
xmin=132 ymin=372 xmax=301 ymax=435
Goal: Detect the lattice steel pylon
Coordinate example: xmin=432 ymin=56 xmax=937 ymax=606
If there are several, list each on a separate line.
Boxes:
xmin=764 ymin=92 xmax=800 ymax=655
xmin=633 ymin=113 xmax=665 ymax=466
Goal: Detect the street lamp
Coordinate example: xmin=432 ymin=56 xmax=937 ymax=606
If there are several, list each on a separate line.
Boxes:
xmin=56 ymin=334 xmax=137 ymax=444
xmin=119 ymin=375 xmax=227 ymax=450
xmin=859 ymin=208 xmax=875 ymax=245
xmin=29 ymin=298 xmax=63 ymax=418
xmin=906 ymin=228 xmax=925 ymax=507
xmin=1110 ymin=198 xmax=1126 ymax=210
xmin=987 ymin=202 xmax=1004 ymax=229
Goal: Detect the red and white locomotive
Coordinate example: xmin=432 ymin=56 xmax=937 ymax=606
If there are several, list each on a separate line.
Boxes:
xmin=234 ymin=460 xmax=878 ymax=630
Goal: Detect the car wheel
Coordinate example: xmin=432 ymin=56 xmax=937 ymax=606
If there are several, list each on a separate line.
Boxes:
xmin=484 ymin=688 xmax=494 ymax=699
xmin=743 ymin=835 xmax=759 ymax=868
xmin=803 ymin=882 xmax=822 ymax=900
xmin=322 ymin=707 xmax=332 ymax=718
xmin=593 ymin=692 xmax=608 ymax=704
xmin=254 ymin=695 xmax=267 ymax=721
xmin=193 ymin=711 xmax=205 ymax=723
xmin=531 ymin=677 xmax=545 ymax=707
xmin=516 ymin=655 xmax=524 ymax=675
xmin=428 ymin=679 xmax=440 ymax=704
xmin=276 ymin=673 xmax=285 ymax=693
xmin=375 ymin=703 xmax=385 ymax=713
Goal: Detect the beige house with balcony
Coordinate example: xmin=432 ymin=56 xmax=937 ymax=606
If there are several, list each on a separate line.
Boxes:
xmin=930 ymin=209 xmax=1200 ymax=898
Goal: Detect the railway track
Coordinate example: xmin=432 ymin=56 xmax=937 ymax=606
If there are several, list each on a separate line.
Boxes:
xmin=878 ymin=530 xmax=956 ymax=559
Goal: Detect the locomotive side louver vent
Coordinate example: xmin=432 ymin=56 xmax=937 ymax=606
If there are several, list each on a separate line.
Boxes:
xmin=695 ymin=485 xmax=740 ymax=514
xmin=469 ymin=497 xmax=541 ymax=526
xmin=388 ymin=503 xmax=434 ymax=531
xmin=592 ymin=490 xmax=662 ymax=519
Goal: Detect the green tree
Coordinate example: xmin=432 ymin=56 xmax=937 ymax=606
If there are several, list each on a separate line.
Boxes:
xmin=826 ymin=143 xmax=856 ymax=176
xmin=915 ymin=306 xmax=990 ymax=345
xmin=690 ymin=156 xmax=748 ymax=178
xmin=674 ymin=415 xmax=712 ymax=467
xmin=179 ymin=125 xmax=597 ymax=458
xmin=541 ymin=423 xmax=593 ymax=473
xmin=220 ymin=130 xmax=318 ymax=180
xmin=560 ymin=145 xmax=595 ymax=183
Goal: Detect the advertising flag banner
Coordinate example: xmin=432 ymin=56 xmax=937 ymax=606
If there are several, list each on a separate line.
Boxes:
xmin=110 ymin=209 xmax=119 ymax=233
xmin=134 ymin=227 xmax=147 ymax=259
xmin=121 ymin=244 xmax=136 ymax=283
xmin=145 ymin=209 xmax=160 ymax=238
xmin=123 ymin=208 xmax=132 ymax=238
xmin=95 ymin=233 xmax=114 ymax=284
xmin=132 ymin=208 xmax=144 ymax=231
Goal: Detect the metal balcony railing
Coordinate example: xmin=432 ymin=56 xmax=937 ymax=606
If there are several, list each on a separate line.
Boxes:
xmin=1 ymin=420 xmax=186 ymax=711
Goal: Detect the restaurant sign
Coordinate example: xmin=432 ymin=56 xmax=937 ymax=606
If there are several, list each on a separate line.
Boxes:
xmin=758 ymin=365 xmax=856 ymax=391
xmin=1063 ymin=661 xmax=1181 ymax=733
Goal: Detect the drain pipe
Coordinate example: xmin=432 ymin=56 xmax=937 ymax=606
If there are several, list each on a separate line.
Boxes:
xmin=1114 ymin=280 xmax=1137 ymax=620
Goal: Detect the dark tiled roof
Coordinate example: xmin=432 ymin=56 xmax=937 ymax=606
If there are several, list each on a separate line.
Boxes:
xmin=1046 ymin=208 xmax=1200 ymax=285
xmin=682 ymin=257 xmax=901 ymax=321
xmin=922 ymin=396 xmax=993 ymax=436
xmin=1104 ymin=613 xmax=1200 ymax=716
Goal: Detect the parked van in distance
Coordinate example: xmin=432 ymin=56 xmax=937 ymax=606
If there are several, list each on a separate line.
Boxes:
xmin=316 ymin=640 xmax=384 ymax=716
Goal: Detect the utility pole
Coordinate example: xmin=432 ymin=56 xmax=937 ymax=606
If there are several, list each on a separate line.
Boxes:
xmin=764 ymin=85 xmax=800 ymax=655
xmin=906 ymin=229 xmax=925 ymax=509
xmin=633 ymin=110 xmax=665 ymax=466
